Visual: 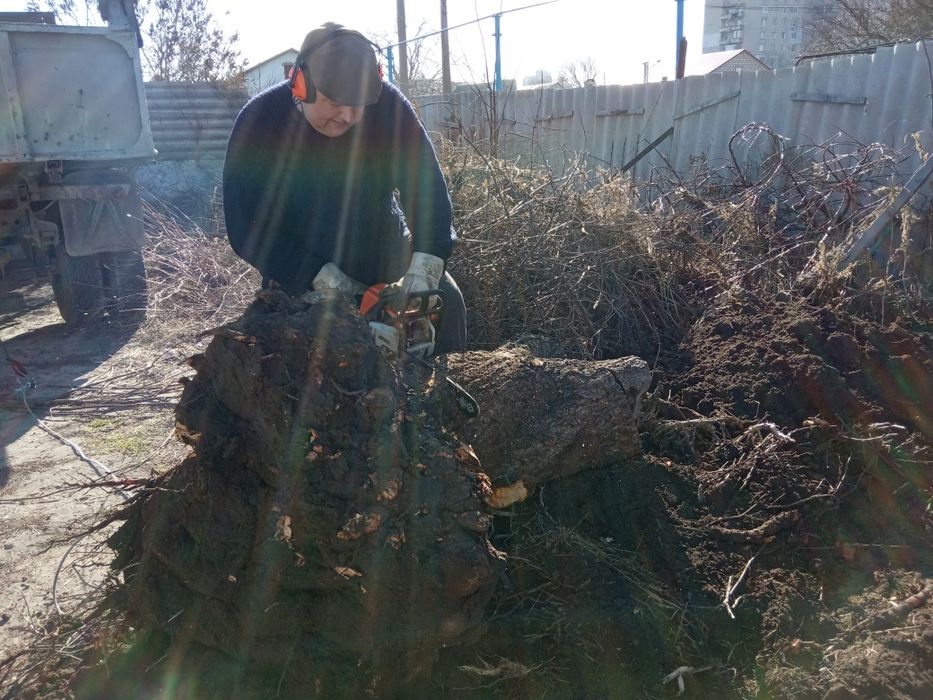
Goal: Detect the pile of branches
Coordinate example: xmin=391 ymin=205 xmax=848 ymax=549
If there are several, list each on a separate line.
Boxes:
xmin=443 ymin=145 xmax=690 ymax=360
xmin=443 ymin=124 xmax=930 ymax=361
xmin=137 ymin=124 xmax=929 ymax=360
xmin=642 ymin=125 xmax=928 ymax=305
xmin=141 ymin=199 xmax=259 ymax=339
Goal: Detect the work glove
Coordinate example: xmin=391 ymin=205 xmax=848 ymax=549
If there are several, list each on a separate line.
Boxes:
xmin=311 ymin=262 xmax=367 ymax=295
xmin=387 ymin=252 xmax=444 ymax=311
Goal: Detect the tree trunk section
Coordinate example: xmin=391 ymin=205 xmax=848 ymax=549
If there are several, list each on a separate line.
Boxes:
xmin=441 ymin=344 xmax=650 ymax=506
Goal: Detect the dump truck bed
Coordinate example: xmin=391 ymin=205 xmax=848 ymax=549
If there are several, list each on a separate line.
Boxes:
xmin=0 ymin=21 xmax=155 ymax=164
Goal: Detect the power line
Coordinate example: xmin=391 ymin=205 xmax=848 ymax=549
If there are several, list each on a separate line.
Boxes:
xmin=379 ymin=0 xmax=561 ymax=51
xmin=383 ymin=0 xmax=561 ymax=91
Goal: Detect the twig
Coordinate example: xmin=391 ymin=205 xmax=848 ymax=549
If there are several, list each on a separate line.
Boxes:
xmin=854 ymin=585 xmax=933 ymax=631
xmin=723 ymin=550 xmax=760 ymax=619
xmin=709 ymin=510 xmax=801 ymax=544
xmin=662 ymin=664 xmax=713 ymax=695
xmin=19 ymin=383 xmax=129 ymax=501
xmin=52 ymin=536 xmax=90 ymax=616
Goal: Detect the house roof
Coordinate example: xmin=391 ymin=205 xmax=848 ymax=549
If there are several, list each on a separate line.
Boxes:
xmin=687 ymin=49 xmax=770 ymax=76
xmin=244 ymin=48 xmax=299 ymax=75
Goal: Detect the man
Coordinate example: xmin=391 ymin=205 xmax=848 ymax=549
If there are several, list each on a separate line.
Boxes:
xmin=223 ymin=22 xmax=465 ymax=357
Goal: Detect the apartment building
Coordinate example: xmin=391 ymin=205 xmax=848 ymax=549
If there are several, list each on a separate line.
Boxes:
xmin=702 ymin=1 xmax=831 ymax=68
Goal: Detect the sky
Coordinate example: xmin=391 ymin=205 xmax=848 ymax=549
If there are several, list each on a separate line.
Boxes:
xmin=1 ymin=1 xmax=707 ymax=87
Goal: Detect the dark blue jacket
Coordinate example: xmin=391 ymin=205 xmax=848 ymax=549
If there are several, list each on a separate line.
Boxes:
xmin=223 ymin=81 xmax=454 ymax=295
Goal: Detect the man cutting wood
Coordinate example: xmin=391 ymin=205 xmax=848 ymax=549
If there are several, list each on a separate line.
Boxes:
xmin=223 ymin=22 xmax=466 ymax=357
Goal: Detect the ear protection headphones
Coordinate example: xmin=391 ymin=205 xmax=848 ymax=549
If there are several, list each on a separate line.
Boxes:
xmin=288 ymin=28 xmax=382 ymax=104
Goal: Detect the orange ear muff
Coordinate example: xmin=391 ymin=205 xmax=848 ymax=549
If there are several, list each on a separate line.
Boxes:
xmin=289 ymin=63 xmax=308 ymax=102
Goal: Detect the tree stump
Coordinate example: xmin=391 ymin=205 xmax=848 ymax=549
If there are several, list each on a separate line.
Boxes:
xmin=108 ymin=289 xmax=505 ymax=696
xmin=105 ymin=290 xmax=649 ymax=696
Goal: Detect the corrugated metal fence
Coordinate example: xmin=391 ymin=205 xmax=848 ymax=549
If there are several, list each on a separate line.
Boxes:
xmin=144 ymin=82 xmax=247 ymax=161
xmin=142 ymin=41 xmax=933 ymax=186
xmin=414 ymin=40 xmax=933 ymax=183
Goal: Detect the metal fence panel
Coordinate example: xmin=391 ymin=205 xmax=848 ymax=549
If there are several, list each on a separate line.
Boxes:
xmin=144 ymin=82 xmax=248 ymax=161
xmin=142 ymin=41 xmax=933 ymax=184
xmin=414 ymin=40 xmax=933 ymax=186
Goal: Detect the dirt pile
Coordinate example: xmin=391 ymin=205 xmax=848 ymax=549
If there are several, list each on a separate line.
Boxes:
xmin=423 ymin=290 xmax=932 ymax=698
xmin=653 ymin=292 xmax=933 ymax=698
xmin=665 ymin=292 xmax=932 ymax=439
xmin=104 ymin=288 xmax=506 ymax=697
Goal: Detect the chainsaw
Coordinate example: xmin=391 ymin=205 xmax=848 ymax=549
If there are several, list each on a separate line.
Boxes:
xmin=359 ymin=284 xmax=479 ymax=418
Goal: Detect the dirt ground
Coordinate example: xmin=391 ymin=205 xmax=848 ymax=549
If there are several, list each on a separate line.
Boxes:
xmin=0 ymin=275 xmax=190 ymax=666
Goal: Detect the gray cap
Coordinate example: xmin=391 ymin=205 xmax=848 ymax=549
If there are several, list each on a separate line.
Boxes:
xmin=300 ymin=24 xmax=383 ymax=106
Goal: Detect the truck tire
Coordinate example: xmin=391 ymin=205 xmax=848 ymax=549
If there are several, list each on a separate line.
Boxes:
xmin=51 ymin=244 xmax=105 ymax=325
xmin=51 ymin=246 xmax=147 ymax=326
xmin=101 ymin=249 xmax=147 ymax=325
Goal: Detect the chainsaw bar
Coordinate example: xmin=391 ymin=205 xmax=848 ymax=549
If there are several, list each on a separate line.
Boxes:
xmin=403 ymin=349 xmax=480 ymax=418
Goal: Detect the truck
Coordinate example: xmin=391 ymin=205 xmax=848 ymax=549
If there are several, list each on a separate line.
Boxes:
xmin=0 ymin=1 xmax=155 ymax=324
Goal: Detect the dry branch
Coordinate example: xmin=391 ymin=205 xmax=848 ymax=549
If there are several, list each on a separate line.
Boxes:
xmin=856 ymin=584 xmax=933 ymax=631
xmin=709 ymin=510 xmax=801 ymax=544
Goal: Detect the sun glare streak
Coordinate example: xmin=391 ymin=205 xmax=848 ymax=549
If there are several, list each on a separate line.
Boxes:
xmin=330 ymin=118 xmax=368 ymax=270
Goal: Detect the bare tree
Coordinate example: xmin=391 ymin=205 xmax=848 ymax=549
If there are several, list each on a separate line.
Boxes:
xmin=371 ymin=20 xmax=441 ymax=97
xmin=145 ymin=0 xmax=245 ymax=83
xmin=804 ymin=0 xmax=933 ymax=53
xmin=405 ymin=22 xmax=442 ymax=96
xmin=556 ymin=57 xmax=598 ymax=88
xmin=882 ymin=0 xmax=933 ymax=41
xmin=25 ymin=0 xmax=103 ymax=24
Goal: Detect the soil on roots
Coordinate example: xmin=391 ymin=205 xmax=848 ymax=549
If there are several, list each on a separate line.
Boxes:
xmin=430 ymin=290 xmax=932 ymax=699
xmin=86 ymin=289 xmax=506 ymax=699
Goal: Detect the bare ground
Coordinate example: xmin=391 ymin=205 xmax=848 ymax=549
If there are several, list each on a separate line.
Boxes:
xmin=0 ymin=278 xmax=191 ymax=667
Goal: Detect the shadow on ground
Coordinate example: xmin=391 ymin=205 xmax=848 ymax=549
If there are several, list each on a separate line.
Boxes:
xmin=0 ymin=284 xmax=141 ymax=486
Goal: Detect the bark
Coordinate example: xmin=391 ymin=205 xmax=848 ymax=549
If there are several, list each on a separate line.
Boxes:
xmin=439 ymin=343 xmax=650 ymax=506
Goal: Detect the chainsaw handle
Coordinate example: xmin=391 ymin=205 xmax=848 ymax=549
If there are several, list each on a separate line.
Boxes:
xmin=400 ymin=289 xmax=446 ymax=316
xmin=360 ymin=286 xmax=446 ymax=321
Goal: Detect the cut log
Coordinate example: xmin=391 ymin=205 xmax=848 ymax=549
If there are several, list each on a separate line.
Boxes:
xmin=438 ymin=344 xmax=650 ymax=505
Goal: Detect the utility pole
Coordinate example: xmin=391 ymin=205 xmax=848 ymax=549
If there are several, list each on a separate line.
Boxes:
xmin=396 ymin=0 xmax=410 ymax=95
xmin=493 ymin=13 xmax=502 ymax=92
xmin=676 ymin=36 xmax=688 ymax=79
xmin=440 ymin=0 xmax=451 ymax=94
xmin=643 ymin=59 xmax=661 ymax=85
xmin=675 ymin=0 xmax=686 ymax=78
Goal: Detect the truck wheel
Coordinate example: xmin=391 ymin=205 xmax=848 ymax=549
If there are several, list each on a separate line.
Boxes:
xmin=51 ymin=244 xmax=105 ymax=325
xmin=100 ymin=249 xmax=147 ymax=326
